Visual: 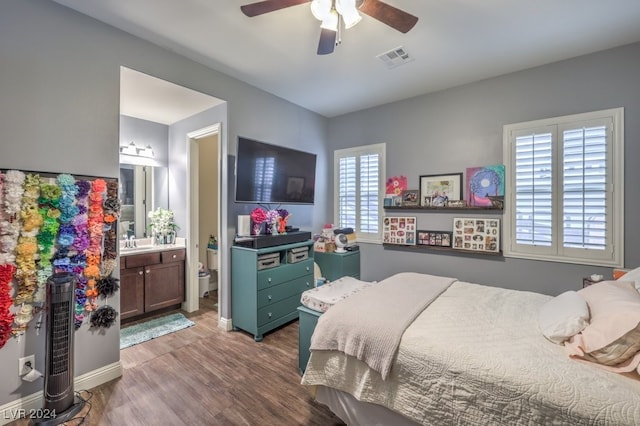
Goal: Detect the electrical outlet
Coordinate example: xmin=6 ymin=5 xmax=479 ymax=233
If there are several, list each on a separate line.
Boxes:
xmin=18 ymin=355 xmax=35 ymax=376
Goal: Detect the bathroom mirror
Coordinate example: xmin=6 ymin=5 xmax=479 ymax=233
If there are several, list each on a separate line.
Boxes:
xmin=119 ymin=164 xmax=169 ymax=238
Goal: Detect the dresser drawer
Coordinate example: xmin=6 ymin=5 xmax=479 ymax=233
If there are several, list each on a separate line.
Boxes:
xmin=257 ymin=259 xmax=313 ymax=290
xmin=257 ymin=293 xmax=302 ymax=327
xmin=257 ymin=275 xmax=313 ymax=308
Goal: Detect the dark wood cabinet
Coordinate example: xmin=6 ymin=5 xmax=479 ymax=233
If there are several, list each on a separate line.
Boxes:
xmin=120 ymin=248 xmax=185 ymax=320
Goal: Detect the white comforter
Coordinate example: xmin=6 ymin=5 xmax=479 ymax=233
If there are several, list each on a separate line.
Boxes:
xmin=302 ymin=281 xmax=640 ymax=425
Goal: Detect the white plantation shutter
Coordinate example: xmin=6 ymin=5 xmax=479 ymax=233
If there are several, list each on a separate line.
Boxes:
xmin=561 ymin=123 xmax=609 ymax=253
xmin=504 ymin=109 xmax=623 ymax=267
xmin=335 ymin=144 xmax=386 ymax=242
xmin=514 ymin=130 xmax=553 ymax=249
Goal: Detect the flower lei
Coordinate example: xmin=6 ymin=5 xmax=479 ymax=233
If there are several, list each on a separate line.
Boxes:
xmin=0 ymin=172 xmax=16 ymax=348
xmin=14 ymin=174 xmax=42 ymax=310
xmin=36 ymin=183 xmax=62 ymax=305
xmin=82 ymin=179 xmax=106 ymax=326
xmin=52 ymin=174 xmax=86 ymax=328
xmin=90 ymin=180 xmax=119 ymax=329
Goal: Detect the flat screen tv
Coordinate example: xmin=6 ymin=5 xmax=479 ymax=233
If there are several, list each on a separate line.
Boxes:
xmin=235 ymin=137 xmax=317 ymax=205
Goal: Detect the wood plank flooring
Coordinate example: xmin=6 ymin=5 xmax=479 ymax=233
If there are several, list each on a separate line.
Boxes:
xmin=10 ymin=295 xmax=345 ymax=425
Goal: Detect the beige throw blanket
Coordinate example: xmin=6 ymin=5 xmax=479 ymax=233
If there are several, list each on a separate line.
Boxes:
xmin=310 ymin=272 xmax=456 ymax=380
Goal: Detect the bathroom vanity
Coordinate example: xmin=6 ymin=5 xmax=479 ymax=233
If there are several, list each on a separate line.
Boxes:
xmin=119 ymin=238 xmax=186 ymax=321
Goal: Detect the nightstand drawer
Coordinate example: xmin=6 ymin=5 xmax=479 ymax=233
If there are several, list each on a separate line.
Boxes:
xmin=257 ymin=294 xmax=301 ymax=326
xmin=257 ymin=276 xmax=313 ymax=308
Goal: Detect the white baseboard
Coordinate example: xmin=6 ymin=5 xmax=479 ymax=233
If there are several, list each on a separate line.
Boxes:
xmin=0 ymin=361 xmax=122 ymax=425
xmin=219 ymin=316 xmax=233 ymax=331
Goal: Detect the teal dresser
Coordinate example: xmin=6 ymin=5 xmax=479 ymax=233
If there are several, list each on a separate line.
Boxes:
xmin=231 ymin=240 xmax=314 ymax=342
xmin=314 ymin=250 xmax=360 ymax=281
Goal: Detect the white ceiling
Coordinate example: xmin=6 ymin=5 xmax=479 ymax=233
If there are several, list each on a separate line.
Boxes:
xmin=120 ymin=67 xmax=224 ymax=125
xmin=55 ymin=0 xmax=640 ymax=118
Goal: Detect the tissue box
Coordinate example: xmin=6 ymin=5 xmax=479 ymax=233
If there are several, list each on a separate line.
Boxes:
xmin=314 ymin=241 xmax=335 ymax=253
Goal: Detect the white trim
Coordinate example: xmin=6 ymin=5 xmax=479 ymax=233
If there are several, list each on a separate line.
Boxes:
xmin=0 ymin=362 xmax=122 ymax=425
xmin=219 ymin=316 xmax=233 ymax=332
xmin=333 ymin=143 xmax=386 ymax=243
xmin=186 ymin=124 xmax=221 ymax=314
xmin=503 ymin=107 xmax=624 ymax=267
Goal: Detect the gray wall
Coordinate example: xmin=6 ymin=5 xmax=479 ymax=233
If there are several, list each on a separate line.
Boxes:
xmin=328 ymin=42 xmax=640 ymax=296
xmin=0 ymin=0 xmax=328 ymax=407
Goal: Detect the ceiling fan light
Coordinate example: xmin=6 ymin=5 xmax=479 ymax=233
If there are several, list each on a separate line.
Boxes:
xmin=320 ymin=9 xmax=339 ymax=31
xmin=310 ymin=0 xmax=331 ymax=21
xmin=341 ymin=10 xmax=361 ymax=29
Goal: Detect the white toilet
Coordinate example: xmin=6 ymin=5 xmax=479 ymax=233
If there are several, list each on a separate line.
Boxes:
xmin=198 ymin=248 xmax=219 ymax=297
xmin=207 ymin=248 xmax=219 ymax=291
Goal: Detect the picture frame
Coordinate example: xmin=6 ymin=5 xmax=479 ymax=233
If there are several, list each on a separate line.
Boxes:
xmin=452 ymin=217 xmax=500 ymax=253
xmin=417 ymin=230 xmax=452 ymax=247
xmin=383 ymin=216 xmax=417 ymax=245
xmin=466 ymin=165 xmax=505 ymax=207
xmin=419 ymin=173 xmax=463 ymax=207
xmin=401 ymin=189 xmax=420 ymax=206
xmin=446 ymin=199 xmax=467 ymax=208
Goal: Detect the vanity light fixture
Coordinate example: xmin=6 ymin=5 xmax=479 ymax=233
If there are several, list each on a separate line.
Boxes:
xmin=119 ymin=141 xmax=155 ymax=158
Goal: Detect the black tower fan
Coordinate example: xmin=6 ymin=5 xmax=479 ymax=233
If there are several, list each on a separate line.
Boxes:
xmin=31 ymin=272 xmax=85 ymax=425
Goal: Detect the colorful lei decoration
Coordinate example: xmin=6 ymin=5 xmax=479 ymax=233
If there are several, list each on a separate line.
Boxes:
xmin=0 ymin=172 xmax=16 ymax=348
xmin=35 ymin=183 xmax=62 ymax=305
xmin=14 ymin=174 xmax=42 ymax=311
xmin=82 ymin=179 xmax=106 ymax=324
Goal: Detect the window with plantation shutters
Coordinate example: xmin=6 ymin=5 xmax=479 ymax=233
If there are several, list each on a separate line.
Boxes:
xmin=334 ymin=143 xmax=386 ymax=243
xmin=503 ymin=108 xmax=624 ymax=267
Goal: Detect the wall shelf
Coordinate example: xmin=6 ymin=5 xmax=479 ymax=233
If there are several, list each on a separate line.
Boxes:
xmin=384 ymin=206 xmax=502 ymax=213
xmin=383 ymin=243 xmax=503 ymax=257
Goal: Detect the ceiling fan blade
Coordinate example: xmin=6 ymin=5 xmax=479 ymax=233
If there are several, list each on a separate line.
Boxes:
xmin=317 ymin=28 xmax=337 ymax=55
xmin=358 ymin=0 xmax=418 ymax=33
xmin=241 ymin=0 xmax=311 ymax=17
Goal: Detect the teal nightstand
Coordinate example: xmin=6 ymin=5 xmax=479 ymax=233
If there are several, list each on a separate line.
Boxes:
xmin=314 ymin=250 xmax=360 ymax=281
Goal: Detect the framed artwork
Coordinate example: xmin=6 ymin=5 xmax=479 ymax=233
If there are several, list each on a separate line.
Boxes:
xmin=419 ymin=173 xmax=463 ymax=207
xmin=417 ymin=230 xmax=452 ymax=247
xmin=452 ymin=217 xmax=500 ymax=253
xmin=401 ymin=189 xmax=420 ymax=206
xmin=383 ymin=216 xmax=417 ymax=245
xmin=385 ymin=175 xmax=408 ymax=197
xmin=466 ymin=165 xmax=505 ymax=207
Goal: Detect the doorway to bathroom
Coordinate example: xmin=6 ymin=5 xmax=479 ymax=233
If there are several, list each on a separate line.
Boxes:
xmin=191 ymin=129 xmax=221 ymax=312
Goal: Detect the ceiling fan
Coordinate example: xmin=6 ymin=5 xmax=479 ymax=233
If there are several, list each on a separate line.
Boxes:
xmin=240 ymin=0 xmax=418 ymax=55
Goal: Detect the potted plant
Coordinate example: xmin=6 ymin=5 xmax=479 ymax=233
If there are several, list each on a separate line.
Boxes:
xmin=148 ymin=207 xmax=179 ymax=244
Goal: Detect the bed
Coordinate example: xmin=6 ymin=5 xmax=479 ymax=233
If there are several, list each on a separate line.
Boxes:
xmin=300 ymin=272 xmax=640 ymax=425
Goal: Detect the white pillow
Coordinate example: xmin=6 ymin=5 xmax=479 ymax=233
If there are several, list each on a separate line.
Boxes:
xmin=538 ymin=291 xmax=590 ymax=344
xmin=617 ymin=266 xmax=640 ymax=291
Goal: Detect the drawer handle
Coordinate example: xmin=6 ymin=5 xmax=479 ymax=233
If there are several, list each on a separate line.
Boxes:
xmin=172 ymin=254 xmax=177 ymax=259
xmin=306 ymin=281 xmax=310 ymax=287
xmin=138 ymin=271 xmax=143 ymax=276
xmin=267 ymin=277 xmax=272 ymax=283
xmin=267 ymin=295 xmax=272 ymax=301
xmin=145 ymin=269 xmax=150 ymax=274
xmin=306 ymin=267 xmax=310 ymax=271
xmin=268 ymin=312 xmax=272 ymax=319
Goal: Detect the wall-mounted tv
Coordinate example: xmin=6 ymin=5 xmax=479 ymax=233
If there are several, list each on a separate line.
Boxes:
xmin=235 ymin=137 xmax=317 ymax=205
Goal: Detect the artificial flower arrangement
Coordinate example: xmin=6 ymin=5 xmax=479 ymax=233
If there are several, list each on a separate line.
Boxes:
xmin=148 ymin=207 xmax=179 ymax=242
xmin=250 ymin=207 xmax=291 ymax=235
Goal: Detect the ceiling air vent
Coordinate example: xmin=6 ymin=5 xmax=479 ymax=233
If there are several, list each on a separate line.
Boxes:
xmin=376 ymin=46 xmax=414 ymax=69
